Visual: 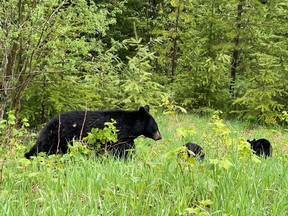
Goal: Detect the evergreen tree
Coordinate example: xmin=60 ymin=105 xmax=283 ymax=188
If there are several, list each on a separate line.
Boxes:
xmin=232 ymin=0 xmax=288 ymax=123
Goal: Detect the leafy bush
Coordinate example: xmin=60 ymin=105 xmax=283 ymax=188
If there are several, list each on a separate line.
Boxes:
xmin=83 ymin=119 xmax=118 ymax=155
xmin=0 ymin=111 xmax=34 ymax=154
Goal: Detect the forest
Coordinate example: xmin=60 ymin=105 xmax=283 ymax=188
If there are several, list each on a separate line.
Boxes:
xmin=0 ymin=0 xmax=287 ymax=127
xmin=1 ymin=1 xmax=288 ymax=215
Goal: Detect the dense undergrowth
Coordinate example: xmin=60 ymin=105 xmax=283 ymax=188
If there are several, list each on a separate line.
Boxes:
xmin=0 ymin=112 xmax=288 ymax=215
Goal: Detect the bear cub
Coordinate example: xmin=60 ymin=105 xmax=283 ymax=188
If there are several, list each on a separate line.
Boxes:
xmin=184 ymin=142 xmax=205 ymax=161
xmin=247 ymin=138 xmax=272 ymax=158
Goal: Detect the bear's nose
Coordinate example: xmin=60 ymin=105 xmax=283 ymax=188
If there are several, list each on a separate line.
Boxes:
xmin=153 ymin=131 xmax=162 ymax=140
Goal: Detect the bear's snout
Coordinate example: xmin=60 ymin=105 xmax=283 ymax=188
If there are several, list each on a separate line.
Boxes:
xmin=153 ymin=131 xmax=162 ymax=140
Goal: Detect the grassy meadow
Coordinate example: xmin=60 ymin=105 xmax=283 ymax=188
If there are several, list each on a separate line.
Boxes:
xmin=1 ymin=112 xmax=288 ymax=215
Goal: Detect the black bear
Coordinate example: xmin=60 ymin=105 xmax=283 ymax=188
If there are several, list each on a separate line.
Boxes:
xmin=25 ymin=105 xmax=161 ymax=159
xmin=247 ymin=138 xmax=272 ymax=158
xmin=184 ymin=142 xmax=205 ymax=161
xmin=259 ymin=0 xmax=267 ymax=4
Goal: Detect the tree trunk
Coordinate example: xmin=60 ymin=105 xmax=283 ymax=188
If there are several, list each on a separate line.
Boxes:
xmin=171 ymin=3 xmax=181 ymax=82
xmin=1 ymin=1 xmax=39 ymax=120
xmin=0 ymin=84 xmax=8 ymax=119
xmin=230 ymin=0 xmax=244 ymax=96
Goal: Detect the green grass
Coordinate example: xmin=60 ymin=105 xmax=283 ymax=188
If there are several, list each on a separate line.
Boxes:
xmin=1 ymin=113 xmax=288 ymax=215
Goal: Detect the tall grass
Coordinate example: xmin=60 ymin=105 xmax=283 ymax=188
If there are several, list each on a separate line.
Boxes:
xmin=0 ymin=113 xmax=288 ymax=215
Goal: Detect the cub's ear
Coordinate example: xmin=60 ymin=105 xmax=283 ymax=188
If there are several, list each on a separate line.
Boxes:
xmin=139 ymin=105 xmax=150 ymax=116
xmin=144 ymin=105 xmax=150 ymax=112
xmin=247 ymin=139 xmax=256 ymax=144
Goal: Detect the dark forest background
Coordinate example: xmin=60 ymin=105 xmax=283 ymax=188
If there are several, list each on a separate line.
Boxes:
xmin=1 ymin=0 xmax=287 ymax=127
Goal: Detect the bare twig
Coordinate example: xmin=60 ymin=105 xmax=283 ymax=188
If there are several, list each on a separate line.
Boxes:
xmin=56 ymin=114 xmax=61 ymax=154
xmin=79 ymin=110 xmax=88 ymax=141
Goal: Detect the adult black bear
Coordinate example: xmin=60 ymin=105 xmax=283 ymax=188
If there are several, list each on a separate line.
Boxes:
xmin=247 ymin=138 xmax=272 ymax=158
xmin=25 ymin=105 xmax=161 ymax=159
xmin=184 ymin=142 xmax=205 ymax=161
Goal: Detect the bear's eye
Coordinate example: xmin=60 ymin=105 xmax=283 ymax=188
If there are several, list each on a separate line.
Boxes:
xmin=152 ymin=125 xmax=158 ymax=132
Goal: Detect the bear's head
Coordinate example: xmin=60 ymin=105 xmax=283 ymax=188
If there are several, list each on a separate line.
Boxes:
xmin=247 ymin=139 xmax=259 ymax=152
xmin=247 ymin=138 xmax=267 ymax=156
xmin=247 ymin=139 xmax=256 ymax=148
xmin=139 ymin=105 xmax=162 ymax=141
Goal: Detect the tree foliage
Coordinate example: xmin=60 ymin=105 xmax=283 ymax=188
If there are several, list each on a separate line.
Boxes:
xmin=0 ymin=0 xmax=287 ymax=126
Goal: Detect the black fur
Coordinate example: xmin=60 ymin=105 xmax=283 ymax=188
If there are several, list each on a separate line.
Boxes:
xmin=25 ymin=105 xmax=161 ymax=159
xmin=184 ymin=142 xmax=205 ymax=161
xmin=247 ymin=138 xmax=272 ymax=158
xmin=259 ymin=0 xmax=267 ymax=4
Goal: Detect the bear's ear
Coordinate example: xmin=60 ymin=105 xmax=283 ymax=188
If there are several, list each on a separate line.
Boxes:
xmin=139 ymin=105 xmax=150 ymax=116
xmin=144 ymin=105 xmax=150 ymax=112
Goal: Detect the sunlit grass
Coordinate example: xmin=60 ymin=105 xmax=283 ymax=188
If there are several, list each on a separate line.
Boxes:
xmin=1 ymin=113 xmax=288 ymax=215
